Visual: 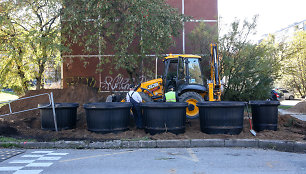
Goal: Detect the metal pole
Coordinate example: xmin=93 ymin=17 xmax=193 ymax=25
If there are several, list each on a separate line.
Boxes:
xmin=155 ymin=57 xmax=158 ymax=79
xmin=50 ymin=92 xmax=58 ymax=132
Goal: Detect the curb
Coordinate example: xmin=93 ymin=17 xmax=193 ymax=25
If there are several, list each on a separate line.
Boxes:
xmin=0 ymin=139 xmax=305 ymax=153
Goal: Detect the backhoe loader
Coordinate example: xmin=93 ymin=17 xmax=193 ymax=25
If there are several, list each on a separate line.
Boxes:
xmin=112 ymin=44 xmax=221 ymax=119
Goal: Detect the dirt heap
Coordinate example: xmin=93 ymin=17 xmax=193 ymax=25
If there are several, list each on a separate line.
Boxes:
xmin=287 ymin=101 xmax=306 ymax=113
xmin=0 ymin=87 xmax=305 ymax=142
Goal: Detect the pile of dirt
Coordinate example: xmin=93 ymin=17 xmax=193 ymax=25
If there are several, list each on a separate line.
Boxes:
xmin=287 ymin=101 xmax=306 ymax=113
xmin=0 ymin=87 xmax=305 ymax=142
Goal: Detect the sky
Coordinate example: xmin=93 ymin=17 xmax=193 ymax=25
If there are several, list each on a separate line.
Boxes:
xmin=218 ymin=0 xmax=306 ymax=41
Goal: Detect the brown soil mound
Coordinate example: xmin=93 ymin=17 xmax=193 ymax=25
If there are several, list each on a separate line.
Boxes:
xmin=287 ymin=101 xmax=306 ymax=113
xmin=0 ymin=87 xmax=305 ymax=142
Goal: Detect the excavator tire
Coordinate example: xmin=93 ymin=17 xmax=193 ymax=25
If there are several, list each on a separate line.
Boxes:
xmin=139 ymin=92 xmax=153 ymax=102
xmin=179 ymin=91 xmax=204 ymax=119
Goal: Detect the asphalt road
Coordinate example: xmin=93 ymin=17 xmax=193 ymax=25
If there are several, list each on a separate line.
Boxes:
xmin=0 ymin=148 xmax=305 ymax=174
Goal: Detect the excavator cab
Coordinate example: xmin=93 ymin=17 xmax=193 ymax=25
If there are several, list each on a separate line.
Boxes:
xmin=163 ymin=55 xmax=206 ymax=94
xmin=163 ymin=55 xmax=207 ymax=119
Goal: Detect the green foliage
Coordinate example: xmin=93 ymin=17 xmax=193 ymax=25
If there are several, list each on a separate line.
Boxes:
xmin=188 ymin=22 xmax=218 ymax=56
xmin=279 ymin=31 xmax=306 ymax=97
xmin=0 ymin=0 xmax=66 ymax=94
xmin=219 ymin=17 xmax=280 ymax=101
xmin=62 ymin=0 xmax=187 ymax=83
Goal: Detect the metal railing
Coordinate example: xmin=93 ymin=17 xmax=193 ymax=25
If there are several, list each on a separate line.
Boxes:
xmin=0 ymin=92 xmax=58 ymax=131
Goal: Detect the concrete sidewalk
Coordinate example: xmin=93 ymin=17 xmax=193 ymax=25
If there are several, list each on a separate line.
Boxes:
xmin=279 ymin=109 xmax=306 ymax=121
xmin=1 ymin=139 xmax=305 ymax=153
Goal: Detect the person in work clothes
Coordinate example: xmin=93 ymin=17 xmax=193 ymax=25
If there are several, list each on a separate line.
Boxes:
xmin=164 ymin=85 xmax=178 ymax=102
xmin=126 ymin=84 xmax=143 ymax=129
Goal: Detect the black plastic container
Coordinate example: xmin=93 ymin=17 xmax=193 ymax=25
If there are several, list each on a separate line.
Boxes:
xmin=197 ymin=101 xmax=246 ymax=134
xmin=141 ymin=102 xmax=188 ymax=135
xmin=249 ymin=100 xmax=280 ymax=131
xmin=39 ymin=103 xmax=79 ymax=131
xmin=83 ymin=102 xmax=132 ymax=133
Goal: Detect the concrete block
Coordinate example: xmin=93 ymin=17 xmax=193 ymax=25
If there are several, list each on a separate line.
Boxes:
xmin=139 ymin=140 xmax=157 ymax=148
xmin=121 ymin=141 xmax=140 ymax=148
xmin=54 ymin=141 xmax=88 ymax=149
xmin=293 ymin=142 xmax=306 ymax=153
xmin=258 ymin=140 xmax=294 ymax=152
xmin=156 ymin=140 xmax=190 ymax=148
xmin=103 ymin=140 xmax=122 ymax=149
xmin=88 ymin=142 xmax=105 ymax=149
xmin=225 ymin=139 xmax=259 ymax=148
xmin=191 ymin=139 xmax=225 ymax=147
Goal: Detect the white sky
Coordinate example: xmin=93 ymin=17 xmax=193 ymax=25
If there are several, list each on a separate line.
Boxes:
xmin=218 ymin=0 xmax=306 ymax=41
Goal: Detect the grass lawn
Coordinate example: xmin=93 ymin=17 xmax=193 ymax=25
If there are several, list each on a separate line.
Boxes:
xmin=0 ymin=92 xmax=19 ymax=107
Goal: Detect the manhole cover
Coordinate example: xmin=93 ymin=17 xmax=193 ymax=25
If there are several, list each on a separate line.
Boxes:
xmin=0 ymin=149 xmax=25 ymax=162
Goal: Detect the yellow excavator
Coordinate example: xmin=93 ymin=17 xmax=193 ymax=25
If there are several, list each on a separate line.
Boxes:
xmin=117 ymin=44 xmax=221 ymax=119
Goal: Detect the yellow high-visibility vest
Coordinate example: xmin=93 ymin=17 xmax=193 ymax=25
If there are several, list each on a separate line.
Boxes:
xmin=165 ymin=91 xmax=176 ymax=102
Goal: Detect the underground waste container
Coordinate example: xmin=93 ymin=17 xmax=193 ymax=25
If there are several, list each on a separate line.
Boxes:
xmin=83 ymin=102 xmax=132 ymax=133
xmin=197 ymin=101 xmax=246 ymax=134
xmin=249 ymin=100 xmax=280 ymax=131
xmin=39 ymin=103 xmax=79 ymax=131
xmin=141 ymin=102 xmax=188 ymax=135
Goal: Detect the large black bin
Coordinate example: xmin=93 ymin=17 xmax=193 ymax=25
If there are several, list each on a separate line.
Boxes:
xmin=249 ymin=100 xmax=280 ymax=131
xmin=197 ymin=101 xmax=246 ymax=134
xmin=83 ymin=102 xmax=132 ymax=133
xmin=39 ymin=103 xmax=79 ymax=131
xmin=141 ymin=102 xmax=188 ymax=135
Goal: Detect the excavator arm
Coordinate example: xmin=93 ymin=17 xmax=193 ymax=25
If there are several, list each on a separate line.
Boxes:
xmin=208 ymin=43 xmax=221 ymax=101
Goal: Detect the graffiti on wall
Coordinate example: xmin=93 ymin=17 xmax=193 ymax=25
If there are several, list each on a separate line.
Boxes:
xmin=65 ymin=77 xmax=97 ymax=88
xmin=65 ymin=74 xmax=148 ymax=92
xmin=99 ymin=74 xmax=148 ymax=91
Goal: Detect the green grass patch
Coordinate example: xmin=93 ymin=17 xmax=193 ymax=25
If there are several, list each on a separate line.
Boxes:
xmin=0 ymin=136 xmax=36 ymax=143
xmin=278 ymin=105 xmax=293 ymax=110
xmin=0 ymin=92 xmax=19 ymax=108
xmin=0 ymin=143 xmax=21 ymax=148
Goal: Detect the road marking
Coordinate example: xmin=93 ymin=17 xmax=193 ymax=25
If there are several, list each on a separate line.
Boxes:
xmin=46 ymin=153 xmax=68 ymax=156
xmin=22 ymin=155 xmax=45 ymax=158
xmin=14 ymin=170 xmax=43 ymax=174
xmin=10 ymin=160 xmax=36 ymax=164
xmin=0 ymin=166 xmax=24 ymax=171
xmin=60 ymin=151 xmax=135 ymax=163
xmin=37 ymin=157 xmax=62 ymax=161
xmin=26 ymin=163 xmax=53 ymax=167
xmin=31 ymin=151 xmax=53 ymax=154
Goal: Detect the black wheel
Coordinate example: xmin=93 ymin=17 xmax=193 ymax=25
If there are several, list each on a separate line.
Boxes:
xmin=179 ymin=92 xmax=204 ymax=119
xmin=139 ymin=92 xmax=153 ymax=102
xmin=289 ymin=95 xmax=294 ymax=100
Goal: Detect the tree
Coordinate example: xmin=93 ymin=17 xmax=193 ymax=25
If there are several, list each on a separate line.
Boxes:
xmin=188 ymin=22 xmax=218 ymax=81
xmin=62 ymin=0 xmax=187 ymax=83
xmin=0 ymin=0 xmax=64 ymax=93
xmin=219 ymin=17 xmax=280 ymax=101
xmin=280 ymin=31 xmax=306 ymax=97
xmin=188 ymin=22 xmax=218 ymax=56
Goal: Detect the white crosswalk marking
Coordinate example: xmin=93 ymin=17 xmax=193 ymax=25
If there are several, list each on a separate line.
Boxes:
xmin=22 ymin=155 xmax=45 ymax=158
xmin=31 ymin=151 xmax=53 ymax=154
xmin=10 ymin=160 xmax=36 ymax=164
xmin=0 ymin=150 xmax=69 ymax=174
xmin=46 ymin=153 xmax=68 ymax=156
xmin=37 ymin=157 xmax=62 ymax=161
xmin=26 ymin=163 xmax=53 ymax=167
xmin=14 ymin=169 xmax=43 ymax=174
xmin=0 ymin=166 xmax=24 ymax=171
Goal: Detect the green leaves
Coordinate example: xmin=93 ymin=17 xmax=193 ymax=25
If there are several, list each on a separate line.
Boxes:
xmin=62 ymin=0 xmax=186 ymax=82
xmin=218 ymin=17 xmax=280 ymax=101
xmin=0 ymin=0 xmax=64 ymax=94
